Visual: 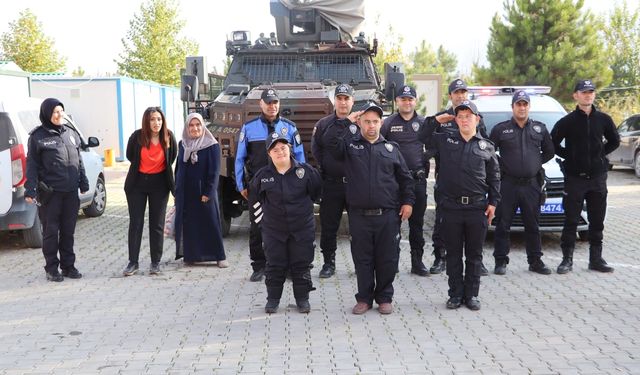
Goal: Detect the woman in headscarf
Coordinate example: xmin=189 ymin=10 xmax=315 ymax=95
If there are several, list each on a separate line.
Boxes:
xmin=174 ymin=113 xmax=227 ymax=266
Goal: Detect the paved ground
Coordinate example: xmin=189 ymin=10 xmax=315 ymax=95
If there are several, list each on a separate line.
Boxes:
xmin=1 ymin=166 xmax=639 ymax=374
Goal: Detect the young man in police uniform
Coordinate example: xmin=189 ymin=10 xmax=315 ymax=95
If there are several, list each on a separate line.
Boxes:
xmin=380 ymin=85 xmax=429 ymax=276
xmin=328 ymin=102 xmax=415 ymax=315
xmin=311 ymin=83 xmax=357 ymax=278
xmin=427 ymin=100 xmax=500 ymax=311
xmin=490 ymin=90 xmax=555 ymax=275
xmin=422 ymin=79 xmax=490 ymax=276
xmin=235 ymin=88 xmax=305 ymax=282
xmin=551 ymin=80 xmax=620 ymax=274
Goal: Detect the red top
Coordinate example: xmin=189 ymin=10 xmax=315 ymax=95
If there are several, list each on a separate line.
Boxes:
xmin=139 ymin=142 xmax=166 ymax=174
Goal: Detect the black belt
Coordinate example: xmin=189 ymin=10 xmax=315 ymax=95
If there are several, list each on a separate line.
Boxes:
xmin=349 ymin=208 xmax=392 ymax=216
xmin=504 ymin=175 xmax=535 ymax=185
xmin=445 ymin=195 xmax=486 ymax=205
xmin=409 ymin=169 xmax=426 ymax=179
xmin=324 ymin=175 xmax=347 ymax=183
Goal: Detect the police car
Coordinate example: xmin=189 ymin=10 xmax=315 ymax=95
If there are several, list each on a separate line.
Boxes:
xmin=468 ymin=86 xmax=589 ymax=239
xmin=0 ymin=97 xmax=106 ymax=248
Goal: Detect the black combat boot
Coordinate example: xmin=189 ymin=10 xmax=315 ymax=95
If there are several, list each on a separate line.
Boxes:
xmin=410 ymin=249 xmax=429 ymax=276
xmin=588 ymin=246 xmax=614 ymax=273
xmin=429 ymin=248 xmax=446 ymax=274
xmin=557 ymin=248 xmax=573 ymax=274
xmin=319 ymin=254 xmax=335 ymax=278
xmin=293 ymin=281 xmax=312 ymax=314
xmin=265 ymin=286 xmax=283 ymax=314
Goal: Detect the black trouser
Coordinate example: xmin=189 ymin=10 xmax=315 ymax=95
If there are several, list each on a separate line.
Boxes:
xmin=431 ymin=186 xmax=446 ymax=258
xmin=248 ymin=191 xmax=266 ymax=271
xmin=263 ymin=228 xmax=315 ymax=300
xmin=493 ymin=178 xmax=542 ymax=264
xmin=561 ymin=174 xmax=607 ymax=251
xmin=126 ymin=173 xmax=169 ymax=264
xmin=348 ymin=209 xmax=400 ymax=304
xmin=441 ymin=207 xmax=487 ymax=299
xmin=39 ymin=191 xmax=80 ymax=273
xmin=319 ymin=178 xmax=347 ymax=262
xmin=407 ymin=178 xmax=427 ymax=252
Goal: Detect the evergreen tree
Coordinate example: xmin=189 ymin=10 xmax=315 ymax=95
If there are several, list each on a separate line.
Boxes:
xmin=474 ymin=0 xmax=611 ymax=105
xmin=603 ymin=1 xmax=640 ymax=88
xmin=1 ymin=9 xmax=66 ymax=73
xmin=115 ymin=0 xmax=198 ymax=86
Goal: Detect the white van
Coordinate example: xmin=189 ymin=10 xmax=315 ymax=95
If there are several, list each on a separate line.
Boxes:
xmin=0 ymin=97 xmax=106 ymax=248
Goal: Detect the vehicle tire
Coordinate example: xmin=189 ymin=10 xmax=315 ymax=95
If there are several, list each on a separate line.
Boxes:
xmin=23 ymin=213 xmax=43 ymax=248
xmin=219 ymin=187 xmax=231 ymax=237
xmin=634 ymin=153 xmax=640 ymax=178
xmin=83 ymin=176 xmax=106 ymax=217
xmin=578 ymin=230 xmax=589 ymax=241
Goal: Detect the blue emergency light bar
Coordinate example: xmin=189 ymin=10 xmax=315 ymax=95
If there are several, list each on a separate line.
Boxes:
xmin=467 ymin=86 xmax=551 ymax=96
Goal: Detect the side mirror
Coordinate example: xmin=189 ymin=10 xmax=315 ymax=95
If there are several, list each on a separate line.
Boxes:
xmin=87 ymin=137 xmax=100 ymax=148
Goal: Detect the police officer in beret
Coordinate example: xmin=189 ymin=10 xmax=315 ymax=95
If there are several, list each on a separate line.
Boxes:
xmin=490 ymin=90 xmax=554 ymax=275
xmin=328 ymin=102 xmax=415 ymax=315
xmin=551 ymin=80 xmax=620 ymax=274
xmin=422 ymin=78 xmax=490 ymax=277
xmin=311 ymin=83 xmax=359 ymax=278
xmin=380 ymin=85 xmax=429 ymax=276
xmin=426 ymin=100 xmax=500 ymax=311
xmin=250 ymin=133 xmax=321 ymax=313
xmin=235 ymin=88 xmax=305 ymax=282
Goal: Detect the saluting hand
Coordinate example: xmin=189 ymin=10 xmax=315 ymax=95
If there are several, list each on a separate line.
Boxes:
xmin=485 ymin=204 xmax=496 ymax=224
xmin=347 ymin=110 xmax=364 ymax=124
xmin=436 ymin=113 xmax=454 ymax=124
xmin=399 ymin=204 xmax=413 ymax=221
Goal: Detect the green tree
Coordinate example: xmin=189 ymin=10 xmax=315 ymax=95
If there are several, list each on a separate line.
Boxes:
xmin=474 ymin=0 xmax=611 ymax=105
xmin=603 ymin=1 xmax=640 ymax=88
xmin=71 ymin=66 xmax=85 ymax=77
xmin=1 ymin=9 xmax=66 ymax=73
xmin=371 ymin=22 xmax=408 ymax=78
xmin=116 ymin=0 xmax=198 ymax=86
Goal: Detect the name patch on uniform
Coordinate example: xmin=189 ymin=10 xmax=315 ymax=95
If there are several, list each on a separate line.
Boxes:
xmin=478 ymin=140 xmax=487 ymax=150
xmin=441 ymin=123 xmax=453 ymax=128
xmin=349 ymin=124 xmax=358 ymax=134
xmin=296 ymin=168 xmax=305 ymax=179
xmin=390 ymin=126 xmax=404 ymax=132
xmin=412 ymin=122 xmax=420 ymax=132
xmin=42 ymin=140 xmax=57 ymax=146
xmin=446 ymin=138 xmax=459 ymax=145
xmin=261 ymin=177 xmax=275 ymax=183
xmin=502 ymin=129 xmax=514 ymax=134
xmin=349 ymin=143 xmax=364 ymax=150
xmin=533 ymin=125 xmax=542 ymax=133
xmin=385 ymin=143 xmax=393 ymax=152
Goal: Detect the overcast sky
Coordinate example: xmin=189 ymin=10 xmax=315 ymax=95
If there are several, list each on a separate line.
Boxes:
xmin=0 ymin=0 xmax=622 ymax=77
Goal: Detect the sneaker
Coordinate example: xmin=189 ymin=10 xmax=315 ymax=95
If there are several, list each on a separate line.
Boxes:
xmin=122 ymin=262 xmax=139 ymax=276
xmin=46 ymin=270 xmax=64 ymax=282
xmin=149 ymin=262 xmax=160 ymax=275
xmin=430 ymin=258 xmax=446 ymax=274
xmin=465 ymin=297 xmax=481 ymax=311
xmin=217 ymin=260 xmax=229 ymax=268
xmin=446 ymin=296 xmax=462 ymax=309
xmin=352 ymin=301 xmax=372 ymax=315
xmin=296 ymin=299 xmax=311 ymax=314
xmin=61 ymin=267 xmax=82 ymax=279
xmin=249 ymin=268 xmax=265 ymax=282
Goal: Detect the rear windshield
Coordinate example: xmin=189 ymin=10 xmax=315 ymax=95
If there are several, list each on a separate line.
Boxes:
xmin=481 ymin=111 xmax=565 ymax=134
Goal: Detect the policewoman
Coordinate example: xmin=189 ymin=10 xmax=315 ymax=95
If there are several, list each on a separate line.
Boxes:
xmin=427 ymin=100 xmax=500 ymax=311
xmin=381 ymin=85 xmax=429 ymax=276
xmin=235 ymin=88 xmax=305 ymax=282
xmin=329 ymin=102 xmax=415 ymax=315
xmin=25 ymin=98 xmax=90 ymax=282
xmin=250 ymin=133 xmax=321 ymax=314
xmin=490 ymin=90 xmax=555 ymax=276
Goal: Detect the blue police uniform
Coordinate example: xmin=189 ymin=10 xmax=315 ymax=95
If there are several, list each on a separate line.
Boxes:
xmin=381 ymin=111 xmax=429 ymax=276
xmin=329 ymin=116 xmax=415 ymax=307
xmin=234 ymin=114 xmax=305 ymax=274
xmin=490 ymin=112 xmax=554 ymax=273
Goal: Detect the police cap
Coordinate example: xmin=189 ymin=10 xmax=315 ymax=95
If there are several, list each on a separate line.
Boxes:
xmin=448 ymin=79 xmax=468 ymax=94
xmin=512 ymin=90 xmax=531 ymax=105
xmin=574 ymin=79 xmax=596 ymax=92
xmin=261 ymin=88 xmax=279 ymax=103
xmin=454 ymin=100 xmax=479 ymax=116
xmin=266 ymin=131 xmax=290 ymax=151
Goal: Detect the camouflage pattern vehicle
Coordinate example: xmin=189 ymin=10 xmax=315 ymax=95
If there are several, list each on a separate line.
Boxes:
xmin=181 ymin=0 xmax=404 ymax=235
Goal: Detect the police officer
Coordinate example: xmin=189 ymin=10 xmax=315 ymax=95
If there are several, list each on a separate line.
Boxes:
xmin=250 ymin=133 xmax=321 ymax=313
xmin=490 ymin=90 xmax=554 ymax=275
xmin=25 ymin=98 xmax=90 ymax=282
xmin=551 ymin=80 xmax=620 ymax=274
xmin=311 ymin=83 xmax=357 ymax=278
xmin=235 ymin=88 xmax=305 ymax=282
xmin=381 ymin=85 xmax=429 ymax=276
xmin=328 ymin=102 xmax=415 ymax=315
xmin=422 ymin=79 xmax=490 ymax=276
xmin=426 ymin=100 xmax=500 ymax=311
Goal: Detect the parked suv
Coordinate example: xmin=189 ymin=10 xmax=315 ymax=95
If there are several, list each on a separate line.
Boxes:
xmin=0 ymin=97 xmax=106 ymax=248
xmin=468 ymin=86 xmax=589 ymax=239
xmin=607 ymin=114 xmax=640 ymax=177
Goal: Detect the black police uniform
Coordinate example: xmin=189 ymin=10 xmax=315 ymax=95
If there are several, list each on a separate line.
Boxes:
xmin=490 ymin=117 xmax=554 ymax=268
xmin=381 ymin=111 xmax=429 ymax=275
xmin=428 ymin=130 xmax=500 ymax=303
xmin=311 ymin=113 xmax=351 ymax=275
xmin=25 ymin=99 xmax=89 ymax=277
xmin=250 ymin=148 xmax=322 ymax=307
xmin=551 ymin=103 xmax=620 ymax=271
xmin=329 ymin=116 xmax=415 ymax=306
xmin=422 ymin=108 xmax=489 ymax=271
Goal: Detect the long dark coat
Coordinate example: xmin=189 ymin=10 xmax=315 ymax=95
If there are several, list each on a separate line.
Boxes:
xmin=174 ymin=143 xmax=225 ymax=262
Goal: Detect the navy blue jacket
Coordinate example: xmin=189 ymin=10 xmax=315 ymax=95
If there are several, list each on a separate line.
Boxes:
xmin=380 ymin=112 xmax=428 ymax=173
xmin=312 ymin=113 xmax=349 ymax=178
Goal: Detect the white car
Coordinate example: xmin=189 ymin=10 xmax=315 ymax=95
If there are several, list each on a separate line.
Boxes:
xmin=468 ymin=86 xmax=589 ymax=239
xmin=0 ymin=97 xmax=106 ymax=248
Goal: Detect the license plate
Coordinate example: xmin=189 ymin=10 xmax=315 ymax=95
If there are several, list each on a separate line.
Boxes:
xmin=516 ymin=203 xmax=564 ymax=214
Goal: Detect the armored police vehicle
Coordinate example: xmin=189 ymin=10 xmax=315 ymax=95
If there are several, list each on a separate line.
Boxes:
xmin=180 ymin=0 xmax=403 ymax=235
xmin=468 ymin=86 xmax=589 ymax=240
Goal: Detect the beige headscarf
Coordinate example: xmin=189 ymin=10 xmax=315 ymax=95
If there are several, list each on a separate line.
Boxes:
xmin=182 ymin=113 xmax=218 ymax=164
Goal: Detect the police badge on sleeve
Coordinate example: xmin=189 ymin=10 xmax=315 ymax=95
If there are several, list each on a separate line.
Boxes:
xmin=296 ymin=168 xmax=305 ymax=179
xmin=533 ymin=125 xmax=542 ymax=133
xmin=349 ymin=124 xmax=358 ymax=134
xmin=478 ymin=140 xmax=487 ymax=150
xmin=385 ymin=143 xmax=393 ymax=152
xmin=412 ymin=122 xmax=420 ymax=132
